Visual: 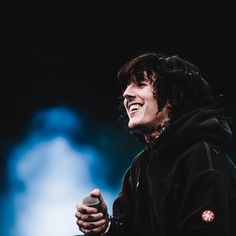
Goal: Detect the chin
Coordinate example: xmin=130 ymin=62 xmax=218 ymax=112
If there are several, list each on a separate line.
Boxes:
xmin=128 ymin=119 xmax=140 ymax=129
xmin=128 ymin=122 xmax=147 ymax=133
xmin=128 ymin=118 xmax=156 ymax=133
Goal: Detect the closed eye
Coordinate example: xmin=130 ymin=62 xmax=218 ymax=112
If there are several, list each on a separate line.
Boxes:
xmin=137 ymin=82 xmax=148 ymax=88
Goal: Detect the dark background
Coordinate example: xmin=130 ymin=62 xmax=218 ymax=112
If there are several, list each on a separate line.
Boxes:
xmin=1 ymin=6 xmax=235 ymax=190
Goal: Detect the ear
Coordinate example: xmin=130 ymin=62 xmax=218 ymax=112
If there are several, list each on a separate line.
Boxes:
xmin=162 ymin=102 xmax=172 ymax=119
xmin=165 ymin=101 xmax=172 ymax=110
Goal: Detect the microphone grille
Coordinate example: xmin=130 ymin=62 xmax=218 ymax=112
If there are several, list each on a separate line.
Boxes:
xmin=82 ymin=195 xmax=100 ymax=207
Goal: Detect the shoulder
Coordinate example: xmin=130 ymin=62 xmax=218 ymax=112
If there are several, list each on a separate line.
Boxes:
xmin=124 ymin=149 xmax=145 ymax=178
xmin=130 ymin=149 xmax=146 ymax=167
xmin=183 ymin=142 xmax=224 ymax=166
xmin=177 ymin=142 xmax=228 ymax=179
xmin=121 ymin=149 xmax=145 ymax=183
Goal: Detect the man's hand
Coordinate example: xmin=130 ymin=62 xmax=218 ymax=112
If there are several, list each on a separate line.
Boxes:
xmin=75 ymin=189 xmax=109 ymax=235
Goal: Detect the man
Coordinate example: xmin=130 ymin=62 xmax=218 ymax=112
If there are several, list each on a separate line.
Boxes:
xmin=75 ymin=52 xmax=236 ymax=235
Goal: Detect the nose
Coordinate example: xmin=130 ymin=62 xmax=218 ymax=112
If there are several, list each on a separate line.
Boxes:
xmin=123 ymin=83 xmax=136 ymax=101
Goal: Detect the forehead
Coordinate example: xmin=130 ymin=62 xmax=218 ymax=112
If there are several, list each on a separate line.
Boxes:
xmin=120 ymin=69 xmax=156 ymax=92
xmin=131 ymin=70 xmax=156 ymax=84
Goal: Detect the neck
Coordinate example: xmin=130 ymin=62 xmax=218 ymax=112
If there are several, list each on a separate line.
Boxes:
xmin=144 ymin=120 xmax=170 ymax=143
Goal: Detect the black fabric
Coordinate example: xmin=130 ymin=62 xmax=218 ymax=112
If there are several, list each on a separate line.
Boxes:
xmin=106 ymin=108 xmax=236 ymax=236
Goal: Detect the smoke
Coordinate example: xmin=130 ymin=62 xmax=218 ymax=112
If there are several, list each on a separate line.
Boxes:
xmin=2 ymin=107 xmax=116 ymax=236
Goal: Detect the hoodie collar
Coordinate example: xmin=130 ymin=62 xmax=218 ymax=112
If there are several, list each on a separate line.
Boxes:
xmin=145 ymin=108 xmax=232 ymax=159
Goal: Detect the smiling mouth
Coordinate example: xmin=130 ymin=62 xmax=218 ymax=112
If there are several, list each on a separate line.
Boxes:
xmin=128 ymin=103 xmax=143 ymax=115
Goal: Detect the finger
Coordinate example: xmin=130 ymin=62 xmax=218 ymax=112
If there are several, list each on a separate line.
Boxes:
xmin=80 ymin=218 xmax=107 ymax=230
xmin=76 ymin=212 xmax=104 ymax=221
xmin=90 ymin=188 xmax=100 ymax=197
xmin=82 ymin=223 xmax=107 ymax=235
xmin=77 ymin=218 xmax=86 ymax=230
xmin=76 ymin=204 xmax=98 ymax=214
xmin=90 ymin=189 xmax=107 ymax=211
xmin=75 ymin=212 xmax=81 ymax=219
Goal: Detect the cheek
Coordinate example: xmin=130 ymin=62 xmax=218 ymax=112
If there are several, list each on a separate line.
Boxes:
xmin=147 ymin=99 xmax=158 ymax=113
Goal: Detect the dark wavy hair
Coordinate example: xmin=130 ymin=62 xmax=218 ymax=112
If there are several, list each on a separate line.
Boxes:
xmin=117 ymin=52 xmax=217 ymax=124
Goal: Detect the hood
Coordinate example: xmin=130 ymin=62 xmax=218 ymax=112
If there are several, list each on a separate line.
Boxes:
xmin=147 ymin=108 xmax=232 ymax=159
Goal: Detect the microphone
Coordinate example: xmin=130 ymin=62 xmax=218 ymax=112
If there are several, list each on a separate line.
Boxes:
xmin=82 ymin=195 xmax=101 ymax=211
xmin=74 ymin=195 xmax=102 ymax=236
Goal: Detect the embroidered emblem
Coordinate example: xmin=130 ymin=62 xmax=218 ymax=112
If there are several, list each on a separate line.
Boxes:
xmin=201 ymin=210 xmax=215 ymax=222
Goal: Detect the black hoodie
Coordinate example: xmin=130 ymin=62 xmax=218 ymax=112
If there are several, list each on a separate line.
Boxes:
xmin=107 ymin=108 xmax=236 ymax=236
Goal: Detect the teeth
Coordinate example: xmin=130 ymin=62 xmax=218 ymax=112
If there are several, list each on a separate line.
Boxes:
xmin=129 ymin=104 xmax=141 ymax=111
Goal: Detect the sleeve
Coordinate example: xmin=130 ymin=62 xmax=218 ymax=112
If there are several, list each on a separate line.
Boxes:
xmin=177 ymin=142 xmax=231 ymax=236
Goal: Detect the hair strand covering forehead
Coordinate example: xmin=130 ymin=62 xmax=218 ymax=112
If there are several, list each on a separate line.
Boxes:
xmin=117 ymin=52 xmax=163 ymax=90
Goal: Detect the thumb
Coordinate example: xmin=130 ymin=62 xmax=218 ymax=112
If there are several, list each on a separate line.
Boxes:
xmin=90 ymin=189 xmax=107 ymax=211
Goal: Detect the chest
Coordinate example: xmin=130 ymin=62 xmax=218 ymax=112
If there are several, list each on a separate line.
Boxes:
xmin=135 ymin=158 xmax=183 ymax=209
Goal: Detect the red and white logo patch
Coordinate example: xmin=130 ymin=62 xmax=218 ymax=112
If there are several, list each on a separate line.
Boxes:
xmin=201 ymin=210 xmax=215 ymax=222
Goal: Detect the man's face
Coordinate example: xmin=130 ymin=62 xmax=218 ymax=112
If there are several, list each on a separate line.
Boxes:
xmin=123 ymin=75 xmax=163 ymax=133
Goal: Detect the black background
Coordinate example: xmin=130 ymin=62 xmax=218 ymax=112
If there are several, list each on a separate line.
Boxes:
xmin=1 ymin=5 xmax=235 ymax=189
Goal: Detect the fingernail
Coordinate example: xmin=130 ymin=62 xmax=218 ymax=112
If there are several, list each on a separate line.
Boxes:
xmin=81 ymin=209 xmax=87 ymax=214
